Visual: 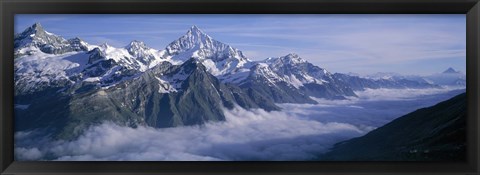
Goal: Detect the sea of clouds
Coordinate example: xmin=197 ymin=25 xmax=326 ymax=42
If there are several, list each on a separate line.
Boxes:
xmin=14 ymin=88 xmax=465 ymax=161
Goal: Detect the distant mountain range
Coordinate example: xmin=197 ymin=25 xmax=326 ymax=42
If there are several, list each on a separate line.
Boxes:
xmin=14 ymin=23 xmax=466 ymax=139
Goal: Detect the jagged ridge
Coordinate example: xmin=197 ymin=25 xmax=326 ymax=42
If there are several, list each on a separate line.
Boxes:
xmin=14 ymin=23 xmax=455 ymax=140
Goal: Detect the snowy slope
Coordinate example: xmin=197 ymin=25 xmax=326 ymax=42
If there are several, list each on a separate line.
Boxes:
xmin=14 ymin=23 xmax=173 ymax=95
xmin=14 ymin=49 xmax=89 ymax=94
xmin=164 ymin=26 xmax=251 ymax=76
xmin=14 ymin=23 xmax=89 ymax=56
xmin=14 ymin=23 xmax=449 ymax=100
xmin=97 ymin=42 xmax=168 ymax=72
xmin=264 ymin=53 xmax=331 ymax=88
xmin=225 ymin=53 xmax=334 ymax=89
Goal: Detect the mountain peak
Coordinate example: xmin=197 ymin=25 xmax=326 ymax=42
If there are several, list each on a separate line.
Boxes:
xmin=184 ymin=25 xmax=211 ymax=43
xmin=286 ymin=53 xmax=299 ymax=58
xmin=263 ymin=53 xmax=307 ymax=65
xmin=190 ymin=25 xmax=201 ymax=31
xmin=166 ymin=25 xmax=212 ymax=53
xmin=70 ymin=37 xmax=82 ymax=40
xmin=126 ymin=40 xmax=149 ymax=50
xmin=15 ymin=22 xmax=89 ymax=54
xmin=187 ymin=25 xmax=206 ymax=36
xmin=281 ymin=53 xmax=307 ymax=64
xmin=166 ymin=26 xmax=228 ymax=57
xmin=125 ymin=40 xmax=159 ymax=66
xmin=67 ymin=37 xmax=87 ymax=44
xmin=129 ymin=40 xmax=144 ymax=44
xmin=165 ymin=26 xmax=250 ymax=75
xmin=100 ymin=42 xmax=111 ymax=48
xmin=32 ymin=22 xmax=44 ymax=30
xmin=22 ymin=22 xmax=46 ymax=36
xmin=443 ymin=67 xmax=459 ymax=74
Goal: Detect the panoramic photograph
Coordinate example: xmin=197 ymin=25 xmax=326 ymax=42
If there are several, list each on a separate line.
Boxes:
xmin=13 ymin=14 xmax=466 ymax=161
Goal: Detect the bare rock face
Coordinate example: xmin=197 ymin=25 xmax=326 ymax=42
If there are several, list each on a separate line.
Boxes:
xmin=15 ymin=23 xmax=89 ymax=56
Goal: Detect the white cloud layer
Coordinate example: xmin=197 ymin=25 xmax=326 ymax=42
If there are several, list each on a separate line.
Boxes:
xmin=14 ymin=88 xmax=465 ymax=161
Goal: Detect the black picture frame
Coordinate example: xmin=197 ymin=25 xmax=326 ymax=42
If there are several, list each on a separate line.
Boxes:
xmin=1 ymin=0 xmax=479 ymax=174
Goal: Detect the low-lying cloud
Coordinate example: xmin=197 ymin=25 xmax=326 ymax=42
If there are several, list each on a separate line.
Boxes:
xmin=14 ymin=88 xmax=465 ymax=161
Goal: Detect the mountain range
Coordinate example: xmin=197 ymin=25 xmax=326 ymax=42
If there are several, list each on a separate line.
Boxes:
xmin=14 ymin=23 xmax=465 ymax=139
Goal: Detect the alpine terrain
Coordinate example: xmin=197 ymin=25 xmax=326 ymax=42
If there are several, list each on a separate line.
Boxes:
xmin=14 ymin=23 xmax=457 ymax=140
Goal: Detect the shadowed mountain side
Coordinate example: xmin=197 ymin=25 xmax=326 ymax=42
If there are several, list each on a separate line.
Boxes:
xmin=318 ymin=93 xmax=466 ymax=161
xmin=15 ymin=58 xmax=280 ymax=140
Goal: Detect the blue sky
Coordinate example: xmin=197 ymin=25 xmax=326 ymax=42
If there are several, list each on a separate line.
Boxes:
xmin=15 ymin=14 xmax=466 ymax=75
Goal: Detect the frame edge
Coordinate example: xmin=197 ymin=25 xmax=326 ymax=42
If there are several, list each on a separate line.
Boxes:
xmin=1 ymin=0 xmax=479 ymax=175
xmin=466 ymin=2 xmax=480 ymax=174
xmin=1 ymin=0 xmax=5 ymax=173
xmin=1 ymin=0 xmax=14 ymax=174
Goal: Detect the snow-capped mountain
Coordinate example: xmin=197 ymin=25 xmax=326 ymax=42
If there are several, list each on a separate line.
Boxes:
xmin=443 ymin=67 xmax=460 ymax=74
xmin=14 ymin=26 xmax=101 ymax=96
xmin=424 ymin=67 xmax=466 ymax=86
xmin=363 ymin=72 xmax=433 ymax=85
xmin=125 ymin=40 xmax=168 ymax=69
xmin=364 ymin=68 xmax=466 ymax=87
xmin=264 ymin=53 xmax=333 ymax=88
xmin=14 ymin=23 xmax=455 ymax=140
xmin=14 ymin=23 xmax=282 ymax=139
xmin=14 ymin=23 xmax=89 ymax=56
xmin=15 ymin=57 xmax=280 ymax=139
xmin=333 ymin=73 xmax=438 ymax=91
xmin=14 ymin=23 xmax=171 ymax=95
xmin=93 ymin=41 xmax=167 ymax=72
xmin=333 ymin=67 xmax=467 ymax=91
xmin=237 ymin=61 xmax=318 ymax=104
xmin=164 ymin=25 xmax=251 ymax=76
xmin=161 ymin=26 xmax=358 ymax=100
xmin=254 ymin=53 xmax=356 ymax=100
